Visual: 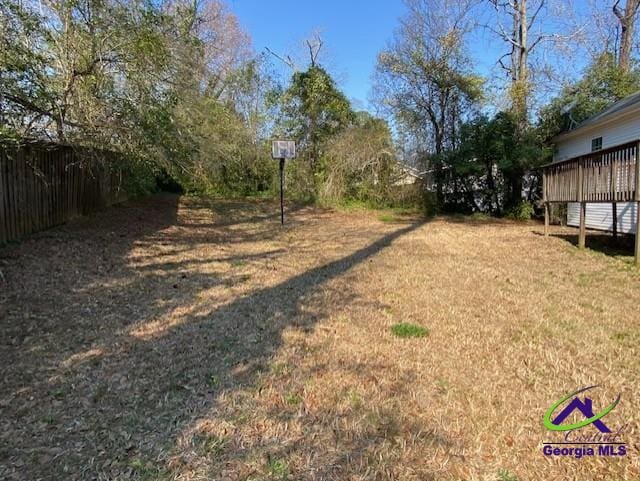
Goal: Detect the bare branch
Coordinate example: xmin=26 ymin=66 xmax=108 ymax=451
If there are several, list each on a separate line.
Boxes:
xmin=264 ymin=46 xmax=297 ymax=71
xmin=527 ymin=27 xmax=586 ymax=53
xmin=482 ymin=18 xmax=522 ymax=48
xmin=305 ymin=34 xmax=323 ymax=67
xmin=613 ymin=0 xmax=624 ymax=20
xmin=528 ymin=0 xmax=545 ymax=29
xmin=496 ymin=52 xmax=513 ymax=73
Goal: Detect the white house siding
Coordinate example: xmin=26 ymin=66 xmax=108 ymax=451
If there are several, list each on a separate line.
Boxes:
xmin=555 ymin=109 xmax=640 ymax=234
xmin=554 ymin=111 xmax=640 ymax=161
xmin=567 ymin=202 xmax=637 ymax=234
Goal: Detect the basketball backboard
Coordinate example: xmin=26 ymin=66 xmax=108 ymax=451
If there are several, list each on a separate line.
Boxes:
xmin=271 ymin=140 xmax=296 ymax=160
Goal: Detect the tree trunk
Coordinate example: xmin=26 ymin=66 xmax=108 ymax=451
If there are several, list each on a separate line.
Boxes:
xmin=434 ymin=127 xmax=445 ymax=206
xmin=614 ymin=1 xmax=640 ymax=72
xmin=512 ymin=0 xmax=529 ymax=126
xmin=507 ymin=170 xmax=524 ymax=210
xmin=492 ymin=0 xmax=532 ymax=125
xmin=309 ymin=113 xmax=319 ymax=195
xmin=486 ymin=160 xmax=498 ymax=214
xmin=55 ymin=117 xmax=65 ymax=141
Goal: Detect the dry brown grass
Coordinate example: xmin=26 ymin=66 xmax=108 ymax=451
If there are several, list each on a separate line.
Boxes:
xmin=0 ymin=194 xmax=638 ymax=481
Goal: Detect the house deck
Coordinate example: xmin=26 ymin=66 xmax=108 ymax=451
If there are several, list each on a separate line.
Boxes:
xmin=542 ymin=140 xmax=640 ymax=263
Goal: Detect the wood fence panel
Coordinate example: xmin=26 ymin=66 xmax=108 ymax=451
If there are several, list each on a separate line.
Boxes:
xmin=0 ymin=143 xmax=128 ymax=244
xmin=0 ymin=150 xmax=7 ymax=244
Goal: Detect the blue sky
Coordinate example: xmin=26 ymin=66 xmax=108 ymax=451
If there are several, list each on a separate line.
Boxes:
xmin=229 ymin=0 xmax=408 ymax=108
xmin=229 ymin=0 xmax=593 ymax=111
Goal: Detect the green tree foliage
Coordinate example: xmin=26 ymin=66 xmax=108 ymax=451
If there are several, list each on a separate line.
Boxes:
xmin=442 ymin=112 xmax=545 ymax=214
xmin=539 ymin=52 xmax=640 ymax=142
xmin=372 ymin=1 xmax=640 ymax=216
xmin=277 ymin=65 xmax=355 ymax=196
xmin=0 ymin=0 xmax=275 ymax=196
xmin=6 ymin=0 xmax=637 ymax=213
xmin=322 ymin=112 xmax=396 ymax=205
xmin=0 ymin=1 xmax=52 ymax=141
xmin=1 ymin=0 xmax=398 ymax=203
xmin=373 ymin=0 xmax=483 ymax=205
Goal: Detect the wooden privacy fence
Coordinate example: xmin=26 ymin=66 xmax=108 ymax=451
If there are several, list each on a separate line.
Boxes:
xmin=0 ymin=142 xmax=127 ymax=244
xmin=542 ymin=139 xmax=640 ymax=264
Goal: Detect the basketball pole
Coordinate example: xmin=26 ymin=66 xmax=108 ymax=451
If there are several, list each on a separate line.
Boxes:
xmin=279 ymin=158 xmax=285 ymax=225
xmin=272 ymin=140 xmax=295 ymax=226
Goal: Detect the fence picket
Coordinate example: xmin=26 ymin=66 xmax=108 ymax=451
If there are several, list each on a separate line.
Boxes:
xmin=0 ymin=143 xmax=128 ymax=244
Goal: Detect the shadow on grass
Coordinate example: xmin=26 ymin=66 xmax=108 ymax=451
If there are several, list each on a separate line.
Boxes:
xmin=0 ymin=194 xmax=447 ymax=480
xmin=441 ymin=213 xmax=538 ymax=227
xmin=534 ymin=229 xmax=635 ymax=259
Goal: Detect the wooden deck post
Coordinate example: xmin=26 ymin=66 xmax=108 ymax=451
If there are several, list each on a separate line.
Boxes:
xmin=611 ymin=155 xmax=618 ymax=239
xmin=579 ymin=202 xmax=586 ymax=249
xmin=544 ymin=203 xmax=550 ymax=236
xmin=635 ymin=204 xmax=640 ymax=265
xmin=578 ymin=160 xmax=586 ymax=249
xmin=635 ymin=142 xmax=640 ymax=265
xmin=543 ymin=169 xmax=549 ymax=236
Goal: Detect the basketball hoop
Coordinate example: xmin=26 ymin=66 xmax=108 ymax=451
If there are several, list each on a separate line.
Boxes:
xmin=271 ymin=140 xmax=296 ymax=225
xmin=271 ymin=140 xmax=296 ymax=160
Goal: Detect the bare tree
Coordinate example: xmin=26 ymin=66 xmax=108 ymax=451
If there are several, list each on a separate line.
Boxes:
xmin=489 ymin=0 xmax=546 ymax=123
xmin=195 ymin=0 xmax=253 ymax=99
xmin=264 ymin=47 xmax=297 ymax=71
xmin=265 ymin=30 xmax=325 ymax=72
xmin=305 ymin=33 xmax=323 ymax=67
xmin=488 ymin=0 xmax=583 ymax=123
xmin=374 ymin=0 xmax=482 ymax=203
